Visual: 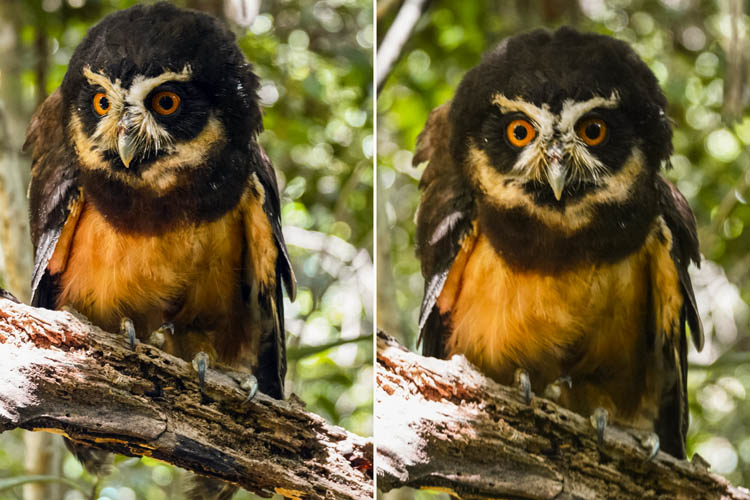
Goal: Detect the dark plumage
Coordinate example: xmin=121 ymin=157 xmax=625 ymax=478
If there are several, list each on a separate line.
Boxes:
xmin=416 ymin=27 xmax=702 ymax=459
xmin=25 ymin=3 xmax=295 ymax=497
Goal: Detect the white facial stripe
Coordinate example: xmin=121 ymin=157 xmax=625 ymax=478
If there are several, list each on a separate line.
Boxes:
xmin=492 ymin=94 xmax=555 ymax=138
xmin=127 ymin=66 xmax=192 ymax=105
xmin=83 ymin=67 xmax=125 ymax=99
xmin=470 ymin=144 xmax=644 ymax=234
xmin=558 ymin=91 xmax=619 ymax=132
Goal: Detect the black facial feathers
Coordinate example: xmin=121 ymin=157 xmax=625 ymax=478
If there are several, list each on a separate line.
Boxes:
xmin=449 ymin=26 xmax=673 ymax=171
xmin=61 ymin=2 xmax=262 ymax=145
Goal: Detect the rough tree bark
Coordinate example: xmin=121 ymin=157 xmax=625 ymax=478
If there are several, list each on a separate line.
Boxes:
xmin=376 ymin=332 xmax=750 ymax=500
xmin=0 ymin=297 xmax=373 ymax=500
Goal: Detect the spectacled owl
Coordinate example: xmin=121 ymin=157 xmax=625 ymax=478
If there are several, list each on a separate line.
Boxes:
xmin=415 ymin=27 xmax=703 ymax=459
xmin=25 ymin=2 xmax=295 ymax=497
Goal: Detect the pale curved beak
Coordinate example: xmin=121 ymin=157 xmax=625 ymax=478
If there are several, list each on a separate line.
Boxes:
xmin=117 ymin=122 xmax=136 ymax=168
xmin=546 ymin=142 xmax=567 ymax=201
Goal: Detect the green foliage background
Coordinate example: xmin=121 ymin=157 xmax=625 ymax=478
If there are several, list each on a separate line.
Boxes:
xmin=0 ymin=0 xmax=373 ymax=499
xmin=377 ymin=0 xmax=750 ymax=493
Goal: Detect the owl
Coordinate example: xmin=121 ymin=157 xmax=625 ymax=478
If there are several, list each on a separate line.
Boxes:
xmin=25 ymin=3 xmax=295 ymax=498
xmin=415 ymin=27 xmax=702 ymax=459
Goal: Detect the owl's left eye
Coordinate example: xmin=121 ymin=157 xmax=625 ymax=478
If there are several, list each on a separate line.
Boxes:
xmin=506 ymin=119 xmax=536 ymax=148
xmin=151 ymin=91 xmax=181 ymax=116
xmin=576 ymin=118 xmax=607 ymax=146
xmin=92 ymin=93 xmax=110 ymax=116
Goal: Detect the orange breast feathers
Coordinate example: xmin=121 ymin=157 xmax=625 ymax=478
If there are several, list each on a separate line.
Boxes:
xmin=49 ymin=187 xmax=277 ymax=345
xmin=437 ymin=218 xmax=683 ymax=428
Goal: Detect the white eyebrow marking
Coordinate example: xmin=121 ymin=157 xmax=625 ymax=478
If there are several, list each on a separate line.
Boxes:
xmin=558 ymin=91 xmax=620 ymax=132
xmin=492 ymin=93 xmax=555 ymax=139
xmin=126 ymin=65 xmax=192 ymax=105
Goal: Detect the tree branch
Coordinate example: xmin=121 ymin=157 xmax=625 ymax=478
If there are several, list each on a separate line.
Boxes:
xmin=0 ymin=298 xmax=373 ymax=500
xmin=376 ymin=332 xmax=750 ymax=500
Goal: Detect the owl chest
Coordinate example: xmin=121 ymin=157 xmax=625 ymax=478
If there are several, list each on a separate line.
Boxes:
xmin=440 ymin=234 xmax=650 ymax=388
xmin=55 ymin=203 xmax=244 ymax=334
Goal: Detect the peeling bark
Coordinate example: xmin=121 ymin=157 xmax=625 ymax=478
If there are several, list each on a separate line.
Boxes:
xmin=0 ymin=298 xmax=373 ymax=500
xmin=376 ymin=332 xmax=750 ymax=500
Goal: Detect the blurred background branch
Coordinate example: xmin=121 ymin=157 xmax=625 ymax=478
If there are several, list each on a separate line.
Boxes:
xmin=376 ymin=0 xmax=431 ymax=93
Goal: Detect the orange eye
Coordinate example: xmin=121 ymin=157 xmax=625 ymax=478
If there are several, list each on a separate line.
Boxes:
xmin=151 ymin=91 xmax=181 ymax=116
xmin=576 ymin=118 xmax=607 ymax=146
xmin=93 ymin=92 xmax=110 ymax=116
xmin=506 ymin=119 xmax=536 ymax=148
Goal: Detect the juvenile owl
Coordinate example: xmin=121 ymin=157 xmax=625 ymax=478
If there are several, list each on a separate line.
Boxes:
xmin=415 ymin=27 xmax=702 ymax=459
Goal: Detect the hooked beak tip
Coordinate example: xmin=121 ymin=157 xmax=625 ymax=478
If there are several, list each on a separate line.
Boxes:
xmin=117 ymin=132 xmax=135 ymax=169
xmin=547 ymin=162 xmax=567 ymax=201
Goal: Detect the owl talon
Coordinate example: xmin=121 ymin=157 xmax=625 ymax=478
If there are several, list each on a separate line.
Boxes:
xmin=590 ymin=407 xmax=609 ymax=447
xmin=148 ymin=322 xmax=173 ymax=349
xmin=120 ymin=317 xmax=136 ymax=350
xmin=641 ymin=433 xmax=659 ymax=462
xmin=240 ymin=374 xmax=258 ymax=403
xmin=514 ymin=368 xmax=532 ymax=404
xmin=543 ymin=375 xmax=572 ymax=402
xmin=192 ymin=351 xmax=210 ymax=393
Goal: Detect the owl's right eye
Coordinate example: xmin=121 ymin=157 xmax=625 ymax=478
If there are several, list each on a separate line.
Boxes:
xmin=506 ymin=119 xmax=536 ymax=148
xmin=93 ymin=93 xmax=110 ymax=116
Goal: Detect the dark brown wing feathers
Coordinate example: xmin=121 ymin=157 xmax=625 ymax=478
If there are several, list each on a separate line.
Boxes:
xmin=24 ymin=89 xmax=81 ymax=308
xmin=414 ymin=103 xmax=475 ymax=356
xmin=654 ymin=174 xmax=703 ymax=458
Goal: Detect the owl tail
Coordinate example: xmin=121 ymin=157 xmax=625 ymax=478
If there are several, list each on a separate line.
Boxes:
xmin=185 ymin=475 xmax=238 ymax=500
xmin=63 ymin=438 xmax=113 ymax=476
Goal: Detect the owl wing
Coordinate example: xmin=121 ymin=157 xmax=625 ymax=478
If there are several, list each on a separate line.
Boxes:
xmin=652 ymin=175 xmax=703 ymax=458
xmin=24 ymin=88 xmax=83 ymax=309
xmin=243 ymin=146 xmax=296 ymax=398
xmin=414 ymin=103 xmax=476 ymax=358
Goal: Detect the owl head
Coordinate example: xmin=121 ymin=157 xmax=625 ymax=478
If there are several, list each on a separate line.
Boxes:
xmin=450 ymin=27 xmax=672 ymax=208
xmin=61 ymin=2 xmax=261 ymax=189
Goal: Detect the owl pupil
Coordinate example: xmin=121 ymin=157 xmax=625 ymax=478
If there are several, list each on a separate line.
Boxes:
xmin=159 ymin=96 xmax=174 ymax=109
xmin=99 ymin=96 xmax=109 ymax=109
xmin=585 ymin=123 xmax=601 ymax=139
xmin=513 ymin=126 xmax=527 ymax=141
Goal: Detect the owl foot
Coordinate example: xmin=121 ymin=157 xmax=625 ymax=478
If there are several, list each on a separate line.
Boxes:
xmin=514 ymin=368 xmax=532 ymax=404
xmin=640 ymin=432 xmax=659 ymax=462
xmin=227 ymin=372 xmax=259 ymax=403
xmin=147 ymin=322 xmax=173 ymax=349
xmin=120 ymin=317 xmax=137 ymax=350
xmin=590 ymin=407 xmax=609 ymax=447
xmin=192 ymin=351 xmax=211 ymax=393
xmin=543 ymin=375 xmax=572 ymax=402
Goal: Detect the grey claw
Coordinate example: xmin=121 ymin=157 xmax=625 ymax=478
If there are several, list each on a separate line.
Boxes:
xmin=514 ymin=368 xmax=531 ymax=404
xmin=241 ymin=374 xmax=259 ymax=403
xmin=590 ymin=407 xmax=609 ymax=447
xmin=641 ymin=433 xmax=659 ymax=462
xmin=192 ymin=352 xmax=210 ymax=393
xmin=120 ymin=317 xmax=136 ymax=350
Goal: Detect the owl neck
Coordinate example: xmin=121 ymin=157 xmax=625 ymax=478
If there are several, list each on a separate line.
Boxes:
xmin=79 ymin=147 xmax=251 ymax=235
xmin=476 ymin=182 xmax=660 ymax=272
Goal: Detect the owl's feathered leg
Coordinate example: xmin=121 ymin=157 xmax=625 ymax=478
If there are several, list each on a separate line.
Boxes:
xmin=543 ymin=375 xmax=573 ymax=402
xmin=147 ymin=322 xmax=173 ymax=348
